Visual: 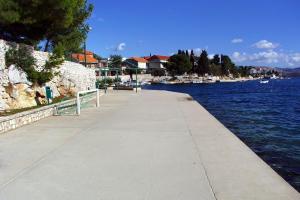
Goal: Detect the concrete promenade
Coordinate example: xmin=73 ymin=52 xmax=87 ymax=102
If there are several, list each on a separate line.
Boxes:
xmin=0 ymin=90 xmax=299 ymax=199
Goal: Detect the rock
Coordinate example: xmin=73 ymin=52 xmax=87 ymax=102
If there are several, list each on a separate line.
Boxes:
xmin=58 ymin=61 xmax=96 ymax=92
xmin=0 ymin=39 xmax=96 ymax=111
xmin=7 ymin=84 xmax=37 ymax=109
xmin=8 ymin=65 xmax=31 ymax=84
xmin=0 ymin=40 xmax=6 ymax=70
xmin=0 ymin=69 xmax=9 ymax=86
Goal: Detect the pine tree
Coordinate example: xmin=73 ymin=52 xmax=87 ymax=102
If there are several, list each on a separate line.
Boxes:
xmin=185 ymin=50 xmax=189 ymax=57
xmin=212 ymin=54 xmax=220 ymax=65
xmin=221 ymin=55 xmax=236 ymax=77
xmin=190 ymin=50 xmax=195 ymax=73
xmin=165 ymin=54 xmax=192 ymax=76
xmin=0 ymin=0 xmax=93 ymax=54
xmin=197 ymin=50 xmax=210 ymax=76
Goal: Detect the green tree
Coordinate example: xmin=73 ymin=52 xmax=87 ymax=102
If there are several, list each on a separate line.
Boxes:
xmin=190 ymin=50 xmax=195 ymax=73
xmin=196 ymin=50 xmax=210 ymax=76
xmin=185 ymin=50 xmax=189 ymax=57
xmin=221 ymin=55 xmax=236 ymax=77
xmin=0 ymin=0 xmax=93 ymax=54
xmin=5 ymin=43 xmax=64 ymax=86
xmin=238 ymin=66 xmax=251 ymax=77
xmin=93 ymin=53 xmax=102 ymax=61
xmin=165 ymin=54 xmax=192 ymax=76
xmin=109 ymin=55 xmax=123 ymax=68
xmin=212 ymin=54 xmax=220 ymax=65
xmin=210 ymin=64 xmax=222 ymax=76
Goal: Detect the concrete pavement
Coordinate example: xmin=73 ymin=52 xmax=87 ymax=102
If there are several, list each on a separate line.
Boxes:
xmin=0 ymin=90 xmax=299 ymax=199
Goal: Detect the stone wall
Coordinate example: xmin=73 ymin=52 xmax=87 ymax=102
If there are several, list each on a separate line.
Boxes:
xmin=0 ymin=105 xmax=55 ymax=134
xmin=0 ymin=39 xmax=96 ymax=111
xmin=0 ymin=91 xmax=102 ymax=134
xmin=0 ymin=97 xmax=78 ymax=134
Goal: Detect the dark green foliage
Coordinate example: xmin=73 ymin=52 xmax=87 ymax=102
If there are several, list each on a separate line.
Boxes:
xmin=238 ymin=66 xmax=251 ymax=77
xmin=0 ymin=0 xmax=93 ymax=55
xmin=96 ymin=77 xmax=121 ymax=88
xmin=5 ymin=44 xmax=64 ymax=85
xmin=221 ymin=55 xmax=236 ymax=77
xmin=210 ymin=64 xmax=222 ymax=76
xmin=212 ymin=54 xmax=220 ymax=65
xmin=109 ymin=55 xmax=122 ymax=68
xmin=5 ymin=44 xmax=36 ymax=73
xmin=151 ymin=69 xmax=165 ymax=77
xmin=196 ymin=50 xmax=210 ymax=75
xmin=93 ymin=53 xmax=102 ymax=61
xmin=124 ymin=68 xmax=143 ymax=75
xmin=190 ymin=50 xmax=195 ymax=73
xmin=165 ymin=54 xmax=192 ymax=76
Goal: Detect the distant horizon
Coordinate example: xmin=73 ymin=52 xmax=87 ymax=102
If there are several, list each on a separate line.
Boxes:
xmin=86 ymin=0 xmax=300 ymax=68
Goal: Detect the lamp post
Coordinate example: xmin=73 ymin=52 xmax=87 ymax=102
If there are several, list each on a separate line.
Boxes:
xmin=84 ymin=26 xmax=92 ymax=68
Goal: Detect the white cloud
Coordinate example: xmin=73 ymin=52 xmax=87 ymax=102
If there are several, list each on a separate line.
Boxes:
xmin=193 ymin=48 xmax=202 ymax=56
xmin=208 ymin=54 xmax=214 ymax=59
xmin=193 ymin=48 xmax=209 ymax=56
xmin=232 ymin=52 xmax=248 ymax=62
xmin=250 ymin=50 xmax=280 ymax=63
xmin=116 ymin=43 xmax=126 ymax=51
xmin=231 ymin=38 xmax=243 ymax=43
xmin=232 ymin=50 xmax=300 ymax=67
xmin=291 ymin=53 xmax=300 ymax=62
xmin=253 ymin=40 xmax=279 ymax=49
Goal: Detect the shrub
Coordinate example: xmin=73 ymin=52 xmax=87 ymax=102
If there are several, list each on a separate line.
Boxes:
xmin=5 ymin=43 xmax=64 ymax=86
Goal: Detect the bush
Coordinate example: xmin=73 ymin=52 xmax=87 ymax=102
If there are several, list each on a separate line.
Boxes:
xmin=151 ymin=69 xmax=165 ymax=77
xmin=5 ymin=43 xmax=64 ymax=86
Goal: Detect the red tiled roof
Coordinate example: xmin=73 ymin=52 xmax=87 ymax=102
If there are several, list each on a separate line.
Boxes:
xmin=143 ymin=56 xmax=151 ymax=60
xmin=129 ymin=57 xmax=148 ymax=63
xmin=149 ymin=55 xmax=170 ymax=61
xmin=72 ymin=53 xmax=98 ymax=64
xmin=84 ymin=50 xmax=94 ymax=55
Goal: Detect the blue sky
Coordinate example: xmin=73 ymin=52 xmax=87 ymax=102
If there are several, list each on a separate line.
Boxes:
xmin=86 ymin=0 xmax=300 ymax=68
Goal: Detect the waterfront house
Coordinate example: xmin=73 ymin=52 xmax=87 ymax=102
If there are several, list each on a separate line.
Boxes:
xmin=147 ymin=55 xmax=170 ymax=73
xmin=71 ymin=51 xmax=99 ymax=68
xmin=125 ymin=57 xmax=148 ymax=69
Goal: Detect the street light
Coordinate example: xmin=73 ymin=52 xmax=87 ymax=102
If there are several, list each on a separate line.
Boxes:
xmin=84 ymin=26 xmax=92 ymax=68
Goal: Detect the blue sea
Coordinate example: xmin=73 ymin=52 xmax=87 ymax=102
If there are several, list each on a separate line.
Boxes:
xmin=143 ymin=78 xmax=300 ymax=192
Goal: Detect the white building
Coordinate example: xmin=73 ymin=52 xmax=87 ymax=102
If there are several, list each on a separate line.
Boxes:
xmin=125 ymin=57 xmax=148 ymax=69
xmin=147 ymin=55 xmax=170 ymax=72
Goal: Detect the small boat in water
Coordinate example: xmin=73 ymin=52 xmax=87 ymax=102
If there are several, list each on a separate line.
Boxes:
xmin=260 ymin=79 xmax=269 ymax=84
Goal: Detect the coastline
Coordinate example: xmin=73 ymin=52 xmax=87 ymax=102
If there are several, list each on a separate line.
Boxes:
xmin=144 ymin=79 xmax=300 ymax=191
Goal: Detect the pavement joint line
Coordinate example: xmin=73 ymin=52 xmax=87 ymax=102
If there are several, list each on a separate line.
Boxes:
xmin=177 ymin=96 xmax=218 ymax=200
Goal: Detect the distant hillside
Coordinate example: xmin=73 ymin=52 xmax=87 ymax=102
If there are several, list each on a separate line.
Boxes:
xmin=279 ymin=67 xmax=300 ymax=77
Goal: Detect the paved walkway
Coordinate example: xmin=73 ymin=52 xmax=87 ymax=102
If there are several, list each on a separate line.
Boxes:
xmin=0 ymin=90 xmax=299 ymax=200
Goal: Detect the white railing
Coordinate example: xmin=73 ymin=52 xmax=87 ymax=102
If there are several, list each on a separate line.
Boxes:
xmin=76 ymin=89 xmax=100 ymax=115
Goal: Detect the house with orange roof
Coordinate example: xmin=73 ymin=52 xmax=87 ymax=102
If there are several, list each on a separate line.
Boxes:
xmin=71 ymin=50 xmax=99 ymax=68
xmin=125 ymin=57 xmax=148 ymax=69
xmin=147 ymin=55 xmax=170 ymax=72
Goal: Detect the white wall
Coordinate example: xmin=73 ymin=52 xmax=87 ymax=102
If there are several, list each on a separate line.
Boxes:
xmin=138 ymin=62 xmax=147 ymax=69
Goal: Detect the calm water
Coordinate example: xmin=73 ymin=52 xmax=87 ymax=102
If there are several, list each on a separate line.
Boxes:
xmin=144 ymin=78 xmax=300 ymax=192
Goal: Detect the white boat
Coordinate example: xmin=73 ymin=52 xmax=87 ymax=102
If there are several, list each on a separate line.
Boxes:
xmin=192 ymin=80 xmax=202 ymax=84
xmin=260 ymin=79 xmax=269 ymax=84
xmin=270 ymin=75 xmax=279 ymax=79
